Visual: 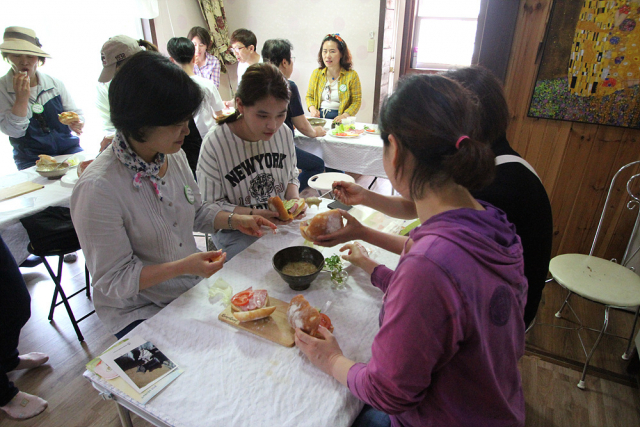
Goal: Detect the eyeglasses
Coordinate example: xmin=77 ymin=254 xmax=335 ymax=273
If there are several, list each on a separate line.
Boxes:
xmin=231 ymin=46 xmax=246 ymax=54
xmin=33 ymin=113 xmax=50 ymax=133
xmin=193 ymin=42 xmax=206 ymax=48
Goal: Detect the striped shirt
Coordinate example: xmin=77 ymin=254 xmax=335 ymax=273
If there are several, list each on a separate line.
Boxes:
xmin=194 ymin=52 xmax=221 ymax=88
xmin=306 ymin=67 xmax=362 ymax=117
xmin=196 ymin=123 xmax=299 ymax=212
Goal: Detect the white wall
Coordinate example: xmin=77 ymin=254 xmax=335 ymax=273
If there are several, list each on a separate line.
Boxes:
xmin=153 ymin=0 xmax=382 ymax=122
xmin=153 ymin=0 xmax=208 ymax=55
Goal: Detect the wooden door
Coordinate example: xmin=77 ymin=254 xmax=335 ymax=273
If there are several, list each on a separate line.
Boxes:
xmin=373 ymin=0 xmax=397 ymax=123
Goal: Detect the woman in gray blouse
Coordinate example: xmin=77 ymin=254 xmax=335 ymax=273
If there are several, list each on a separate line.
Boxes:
xmin=71 ymin=52 xmax=276 ymax=338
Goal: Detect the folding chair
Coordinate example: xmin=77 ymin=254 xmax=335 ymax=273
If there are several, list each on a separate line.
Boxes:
xmin=547 ymin=161 xmax=640 ymax=389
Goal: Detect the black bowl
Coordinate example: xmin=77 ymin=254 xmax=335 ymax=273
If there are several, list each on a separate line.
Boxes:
xmin=272 ymin=246 xmax=325 ymax=291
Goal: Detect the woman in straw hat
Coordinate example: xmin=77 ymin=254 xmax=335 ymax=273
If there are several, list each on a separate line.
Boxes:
xmin=0 ymin=26 xmax=84 ymax=170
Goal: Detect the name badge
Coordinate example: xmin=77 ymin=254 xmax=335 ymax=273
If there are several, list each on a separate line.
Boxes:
xmin=339 ymin=84 xmax=347 ymax=93
xmin=184 ymin=185 xmax=195 ymax=204
xmin=32 ymin=103 xmax=44 ymax=114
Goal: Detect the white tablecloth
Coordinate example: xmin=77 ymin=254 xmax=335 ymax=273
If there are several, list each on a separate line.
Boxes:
xmin=84 ymin=201 xmax=401 ymax=427
xmin=295 ymin=123 xmax=386 ymax=178
xmin=0 ymin=168 xmax=76 ymax=264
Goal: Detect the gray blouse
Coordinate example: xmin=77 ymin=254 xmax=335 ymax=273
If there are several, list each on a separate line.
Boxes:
xmin=71 ymin=148 xmax=221 ymax=334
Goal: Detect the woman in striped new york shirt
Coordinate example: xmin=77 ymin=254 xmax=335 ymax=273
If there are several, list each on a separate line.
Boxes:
xmin=197 ymin=63 xmax=303 ymax=260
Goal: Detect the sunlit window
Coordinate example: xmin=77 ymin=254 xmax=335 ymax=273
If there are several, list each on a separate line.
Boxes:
xmin=411 ymin=0 xmax=482 ymax=70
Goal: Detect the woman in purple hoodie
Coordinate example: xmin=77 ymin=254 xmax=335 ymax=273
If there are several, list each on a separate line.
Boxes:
xmin=294 ymin=74 xmax=527 ymax=427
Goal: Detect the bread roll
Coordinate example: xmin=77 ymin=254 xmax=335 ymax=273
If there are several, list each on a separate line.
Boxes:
xmin=300 ymin=210 xmax=344 ymax=241
xmin=287 ymin=295 xmax=333 ymax=338
xmin=77 ymin=160 xmax=93 ymax=177
xmin=58 ymin=111 xmax=79 ymax=125
xmin=231 ymin=288 xmax=276 ymax=322
xmin=268 ymin=196 xmax=306 ymax=220
xmin=36 ymin=154 xmax=57 ymax=167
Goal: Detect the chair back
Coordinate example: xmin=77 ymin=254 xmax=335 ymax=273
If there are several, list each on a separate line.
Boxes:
xmin=592 ymin=161 xmax=640 ymax=265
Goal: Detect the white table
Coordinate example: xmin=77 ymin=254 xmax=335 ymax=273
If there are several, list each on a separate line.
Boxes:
xmin=84 ymin=201 xmax=402 ymax=427
xmin=0 ymin=167 xmax=76 ymax=264
xmin=295 ymin=122 xmax=387 ymax=178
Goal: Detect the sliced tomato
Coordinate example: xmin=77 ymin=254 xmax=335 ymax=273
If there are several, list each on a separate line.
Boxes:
xmin=231 ymin=290 xmax=253 ymax=306
xmin=319 ymin=313 xmax=332 ymax=330
xmin=337 ymin=132 xmax=348 ymax=136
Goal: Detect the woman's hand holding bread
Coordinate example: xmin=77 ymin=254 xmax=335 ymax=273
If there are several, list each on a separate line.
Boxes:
xmin=312 ymin=209 xmax=364 ymax=247
xmin=181 ymin=250 xmax=226 ymax=278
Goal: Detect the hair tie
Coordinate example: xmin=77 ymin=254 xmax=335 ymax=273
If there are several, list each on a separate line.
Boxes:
xmin=455 ymin=135 xmax=469 ymax=150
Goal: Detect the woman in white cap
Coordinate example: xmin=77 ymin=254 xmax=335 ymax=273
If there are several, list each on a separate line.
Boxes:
xmin=96 ymin=35 xmax=158 ymax=148
xmin=0 ymin=26 xmax=84 ymax=170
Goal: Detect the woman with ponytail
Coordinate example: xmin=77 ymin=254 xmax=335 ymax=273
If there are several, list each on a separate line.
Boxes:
xmin=294 ymin=74 xmax=526 ymax=427
xmin=196 ymin=63 xmax=301 ymax=259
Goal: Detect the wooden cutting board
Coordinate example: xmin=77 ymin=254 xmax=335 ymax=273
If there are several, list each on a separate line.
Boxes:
xmin=0 ymin=181 xmax=44 ymax=202
xmin=218 ymin=297 xmax=294 ymax=347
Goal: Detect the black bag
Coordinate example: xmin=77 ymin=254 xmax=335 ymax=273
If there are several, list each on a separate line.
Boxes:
xmin=20 ymin=206 xmax=81 ymax=256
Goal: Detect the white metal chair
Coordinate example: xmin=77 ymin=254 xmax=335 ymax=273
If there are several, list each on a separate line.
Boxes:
xmin=549 ymin=161 xmax=640 ymax=389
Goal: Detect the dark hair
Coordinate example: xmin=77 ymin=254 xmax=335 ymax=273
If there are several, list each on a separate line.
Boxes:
xmin=137 ymin=40 xmax=159 ymax=52
xmin=261 ymin=39 xmax=292 ymax=68
xmin=2 ymin=52 xmax=46 ymax=65
xmin=378 ymin=74 xmax=494 ymax=197
xmin=187 ymin=26 xmax=212 ymax=48
xmin=230 ymin=28 xmax=257 ymax=50
xmin=317 ymin=34 xmax=352 ymax=70
xmin=109 ymin=51 xmax=203 ymax=142
xmin=444 ymin=66 xmax=509 ymax=144
xmin=167 ymin=37 xmax=195 ymax=64
xmin=217 ymin=63 xmax=290 ymax=125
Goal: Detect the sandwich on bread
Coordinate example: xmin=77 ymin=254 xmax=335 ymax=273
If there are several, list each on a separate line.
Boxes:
xmin=231 ymin=287 xmax=277 ymax=322
xmin=35 ymin=154 xmax=57 ymax=167
xmin=268 ymin=196 xmax=306 ymax=221
xmin=300 ymin=210 xmax=344 ymax=241
xmin=58 ymin=111 xmax=80 ymax=125
xmin=287 ymin=295 xmax=333 ymax=338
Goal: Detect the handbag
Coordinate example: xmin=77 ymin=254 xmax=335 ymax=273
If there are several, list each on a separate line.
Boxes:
xmin=20 ymin=206 xmax=81 ymax=255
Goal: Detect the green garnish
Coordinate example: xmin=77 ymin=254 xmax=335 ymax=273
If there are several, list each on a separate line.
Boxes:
xmin=325 ymin=255 xmax=342 ymax=270
xmin=324 ymin=255 xmax=346 ymax=285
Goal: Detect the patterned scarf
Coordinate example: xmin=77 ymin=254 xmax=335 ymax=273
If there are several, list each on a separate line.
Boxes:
xmin=111 ymin=132 xmax=165 ymax=201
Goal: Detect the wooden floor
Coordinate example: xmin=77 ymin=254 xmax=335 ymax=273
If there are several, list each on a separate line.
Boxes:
xmin=526 ymin=279 xmax=639 ymax=386
xmin=2 ymin=175 xmax=640 ymax=426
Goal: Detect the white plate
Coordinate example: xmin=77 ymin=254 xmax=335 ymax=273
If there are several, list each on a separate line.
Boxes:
xmin=330 ymin=132 xmax=361 ymax=138
xmin=61 ymin=173 xmax=79 ymax=185
xmin=308 ymin=172 xmax=356 ymax=191
xmin=53 ymin=153 xmax=85 ymax=167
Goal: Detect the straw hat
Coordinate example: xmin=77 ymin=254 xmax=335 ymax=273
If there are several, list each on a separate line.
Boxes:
xmin=98 ymin=35 xmax=143 ymax=83
xmin=0 ymin=26 xmax=51 ymax=58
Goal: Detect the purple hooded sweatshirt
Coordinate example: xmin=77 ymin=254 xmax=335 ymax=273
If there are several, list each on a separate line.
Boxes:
xmin=347 ymin=202 xmax=527 ymax=427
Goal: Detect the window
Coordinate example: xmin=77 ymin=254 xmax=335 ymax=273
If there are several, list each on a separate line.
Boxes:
xmin=411 ymin=0 xmax=482 ymax=70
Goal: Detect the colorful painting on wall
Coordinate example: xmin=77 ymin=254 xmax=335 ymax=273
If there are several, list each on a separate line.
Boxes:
xmin=528 ymin=0 xmax=640 ymax=128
